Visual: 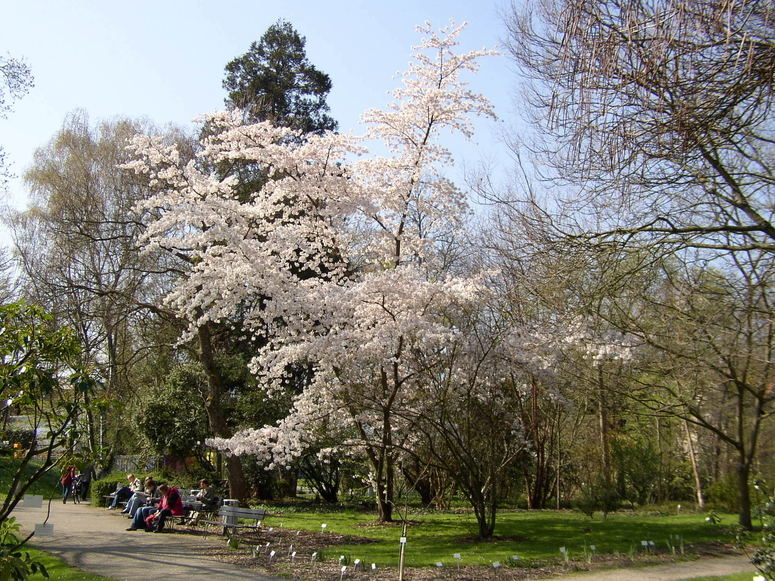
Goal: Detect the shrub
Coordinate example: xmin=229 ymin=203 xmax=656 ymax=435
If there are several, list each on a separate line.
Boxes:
xmin=749 ymin=480 xmax=775 ymax=581
xmin=705 ymin=473 xmax=758 ymax=513
xmin=574 ymin=481 xmax=620 ymax=519
xmin=0 ymin=517 xmax=47 ymax=580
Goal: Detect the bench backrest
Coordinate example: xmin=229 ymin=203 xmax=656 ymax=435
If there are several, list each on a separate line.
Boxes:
xmin=218 ymin=506 xmax=267 ymax=521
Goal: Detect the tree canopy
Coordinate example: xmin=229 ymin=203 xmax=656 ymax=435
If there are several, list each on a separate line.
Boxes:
xmin=223 ymin=19 xmax=337 ymax=134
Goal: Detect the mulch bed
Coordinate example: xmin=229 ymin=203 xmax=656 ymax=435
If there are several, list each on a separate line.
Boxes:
xmin=170 ymin=521 xmax=740 ymax=581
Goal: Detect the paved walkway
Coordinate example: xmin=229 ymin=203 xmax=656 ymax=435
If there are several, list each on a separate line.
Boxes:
xmin=12 ymin=499 xmax=279 ymax=581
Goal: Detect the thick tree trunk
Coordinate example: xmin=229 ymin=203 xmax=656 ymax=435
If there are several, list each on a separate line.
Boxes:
xmin=737 ymin=461 xmax=752 ymax=530
xmin=198 ymin=323 xmax=248 ymax=502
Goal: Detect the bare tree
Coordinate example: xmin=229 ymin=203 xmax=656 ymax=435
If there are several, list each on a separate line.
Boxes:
xmin=503 ymin=0 xmax=775 ymax=529
xmin=506 ymin=0 xmax=774 ymax=253
xmin=0 ymin=54 xmax=33 ymax=182
xmin=9 ymin=112 xmax=171 ymax=471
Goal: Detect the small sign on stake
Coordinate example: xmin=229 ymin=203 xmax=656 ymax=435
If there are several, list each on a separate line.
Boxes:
xmin=435 ymin=562 xmax=443 ymax=568
xmin=399 ymin=536 xmax=407 ymax=544
xmin=34 ymin=523 xmax=53 ymax=537
xmin=310 ymin=551 xmax=318 ymax=563
xmin=23 ymin=495 xmax=42 ymax=508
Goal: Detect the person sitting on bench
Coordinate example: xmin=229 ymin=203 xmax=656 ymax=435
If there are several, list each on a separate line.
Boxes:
xmin=126 ymin=484 xmax=183 ymax=532
xmin=122 ymin=477 xmax=159 ymax=517
xmin=195 ymin=479 xmax=218 ymax=511
xmin=107 ymin=474 xmax=141 ymax=510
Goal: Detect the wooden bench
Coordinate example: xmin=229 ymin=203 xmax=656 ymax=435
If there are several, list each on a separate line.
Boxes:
xmin=203 ymin=505 xmax=267 ymax=535
xmin=102 ymin=495 xmax=127 ymax=509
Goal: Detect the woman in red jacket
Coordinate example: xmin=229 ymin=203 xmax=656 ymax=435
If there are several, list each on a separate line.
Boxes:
xmin=60 ymin=466 xmax=76 ymax=504
xmin=126 ymin=484 xmax=183 ymax=532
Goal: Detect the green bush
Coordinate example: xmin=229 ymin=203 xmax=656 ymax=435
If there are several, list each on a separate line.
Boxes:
xmin=91 ymin=474 xmax=130 ymax=506
xmin=705 ymin=473 xmax=757 ymax=513
xmin=0 ymin=429 xmax=36 ymax=457
xmin=574 ymin=481 xmax=620 ymax=519
xmin=0 ymin=517 xmax=47 ymax=580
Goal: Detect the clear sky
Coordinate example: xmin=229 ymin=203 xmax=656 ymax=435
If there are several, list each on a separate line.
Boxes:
xmin=0 ymin=0 xmax=520 ymax=246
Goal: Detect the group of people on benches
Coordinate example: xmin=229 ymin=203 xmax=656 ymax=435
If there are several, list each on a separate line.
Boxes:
xmin=107 ymin=473 xmax=217 ymax=533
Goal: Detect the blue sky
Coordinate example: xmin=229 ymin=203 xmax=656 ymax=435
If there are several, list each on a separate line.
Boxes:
xmin=1 ymin=0 xmax=520 ymax=243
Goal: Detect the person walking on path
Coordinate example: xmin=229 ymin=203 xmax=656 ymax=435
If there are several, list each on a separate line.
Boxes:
xmin=59 ymin=466 xmax=76 ymax=504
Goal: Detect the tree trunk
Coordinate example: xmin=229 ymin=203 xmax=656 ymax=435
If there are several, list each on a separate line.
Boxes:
xmin=597 ymin=368 xmax=611 ymax=484
xmin=683 ymin=420 xmax=705 ymax=509
xmin=198 ymin=323 xmax=248 ymax=502
xmin=736 ymin=460 xmax=752 ymax=530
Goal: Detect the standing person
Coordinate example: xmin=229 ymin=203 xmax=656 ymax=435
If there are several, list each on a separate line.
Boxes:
xmin=107 ymin=474 xmax=141 ymax=510
xmin=126 ymin=484 xmax=183 ymax=532
xmin=60 ymin=466 xmax=76 ymax=504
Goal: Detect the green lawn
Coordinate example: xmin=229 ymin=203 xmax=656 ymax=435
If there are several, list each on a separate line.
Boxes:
xmin=24 ymin=547 xmax=112 ymax=581
xmin=262 ymin=507 xmax=740 ymax=568
xmin=0 ymin=457 xmax=61 ymax=499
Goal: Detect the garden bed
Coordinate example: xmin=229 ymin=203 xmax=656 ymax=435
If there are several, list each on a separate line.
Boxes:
xmin=173 ymin=522 xmax=742 ymax=580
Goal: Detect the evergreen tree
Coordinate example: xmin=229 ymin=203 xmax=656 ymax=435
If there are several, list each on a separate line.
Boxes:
xmin=223 ymin=19 xmax=337 ymax=135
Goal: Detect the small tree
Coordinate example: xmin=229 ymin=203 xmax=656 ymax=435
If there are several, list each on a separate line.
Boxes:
xmin=0 ymin=301 xmax=94 ymax=522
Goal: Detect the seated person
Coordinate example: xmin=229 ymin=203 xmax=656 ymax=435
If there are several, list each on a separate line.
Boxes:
xmin=107 ymin=474 xmax=141 ymax=510
xmin=126 ymin=484 xmax=183 ymax=532
xmin=195 ymin=479 xmax=218 ymax=511
xmin=122 ymin=478 xmax=159 ymax=517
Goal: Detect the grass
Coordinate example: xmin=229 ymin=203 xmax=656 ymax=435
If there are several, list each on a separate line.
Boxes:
xmin=261 ymin=506 xmax=741 ymax=569
xmin=24 ymin=547 xmax=112 ymax=581
xmin=0 ymin=456 xmax=61 ymax=499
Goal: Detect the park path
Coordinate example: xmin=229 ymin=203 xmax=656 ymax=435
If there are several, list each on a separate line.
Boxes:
xmin=12 ymin=499 xmax=280 ymax=581
xmin=540 ymin=554 xmax=754 ymax=580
